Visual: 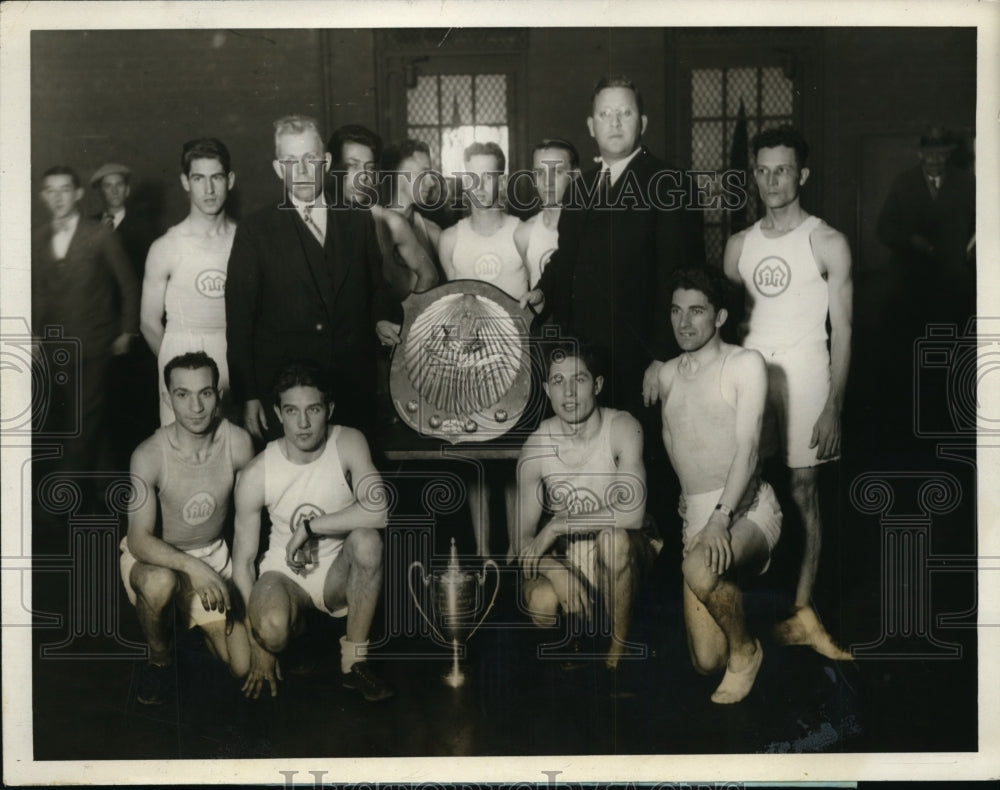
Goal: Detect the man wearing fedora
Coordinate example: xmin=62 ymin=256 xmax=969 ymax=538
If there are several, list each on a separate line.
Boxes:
xmin=877 ymin=126 xmax=976 ymax=328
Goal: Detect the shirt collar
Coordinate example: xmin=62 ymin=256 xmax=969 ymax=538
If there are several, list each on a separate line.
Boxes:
xmin=290 ymin=193 xmax=327 ymax=212
xmin=53 ymin=212 xmax=80 ymax=234
xmin=600 ymin=146 xmax=643 ymax=186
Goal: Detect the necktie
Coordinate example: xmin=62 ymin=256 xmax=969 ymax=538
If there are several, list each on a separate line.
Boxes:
xmin=598 ymin=167 xmax=611 ymax=206
xmin=102 ymin=213 xmax=115 ymax=228
xmin=303 ymin=206 xmax=325 ymax=246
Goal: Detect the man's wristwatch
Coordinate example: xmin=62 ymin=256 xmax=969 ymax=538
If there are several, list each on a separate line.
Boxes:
xmin=302 ymin=517 xmax=315 ymax=539
xmin=714 ymin=503 xmax=734 ymax=523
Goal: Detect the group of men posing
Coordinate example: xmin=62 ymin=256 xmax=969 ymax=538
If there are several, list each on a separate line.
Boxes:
xmin=32 ymin=75 xmax=852 ymax=708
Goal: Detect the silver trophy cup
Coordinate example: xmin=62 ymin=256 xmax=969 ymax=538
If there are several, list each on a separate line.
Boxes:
xmin=408 ymin=538 xmax=500 ymax=687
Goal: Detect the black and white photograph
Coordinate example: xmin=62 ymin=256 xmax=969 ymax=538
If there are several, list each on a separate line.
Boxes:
xmin=1 ymin=0 xmax=998 ymax=785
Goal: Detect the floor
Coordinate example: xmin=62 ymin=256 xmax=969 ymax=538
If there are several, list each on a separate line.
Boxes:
xmin=27 ymin=276 xmax=980 ymax=762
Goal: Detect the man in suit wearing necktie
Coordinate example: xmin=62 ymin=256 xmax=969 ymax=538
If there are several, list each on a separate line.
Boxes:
xmin=225 ymin=115 xmax=389 ymax=442
xmin=876 ymin=126 xmax=976 ymax=328
xmin=90 ymin=162 xmax=160 ymax=466
xmin=522 ymin=75 xmax=706 ymax=419
xmin=32 ymin=165 xmax=140 ymax=508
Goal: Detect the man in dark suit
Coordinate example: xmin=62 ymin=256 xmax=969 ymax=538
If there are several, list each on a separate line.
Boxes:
xmin=90 ymin=162 xmax=160 ymax=467
xmin=225 ymin=115 xmax=388 ymax=442
xmin=522 ymin=75 xmax=705 ymax=419
xmin=32 ymin=165 xmax=140 ymax=506
xmin=876 ymin=127 xmax=975 ymax=329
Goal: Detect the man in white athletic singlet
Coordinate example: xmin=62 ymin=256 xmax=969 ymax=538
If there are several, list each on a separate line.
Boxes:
xmin=723 ymin=125 xmax=853 ymax=661
xmin=514 ymin=138 xmax=580 ymax=290
xmin=140 ymin=138 xmax=237 ymax=426
xmin=438 ymin=141 xmax=530 ymax=559
xmin=518 ymin=341 xmax=661 ymax=673
xmin=122 ymin=351 xmax=255 ymax=705
xmin=438 ymin=141 xmax=530 ymax=300
xmin=232 ymin=360 xmax=394 ymax=702
xmin=658 ymin=268 xmax=781 ymax=704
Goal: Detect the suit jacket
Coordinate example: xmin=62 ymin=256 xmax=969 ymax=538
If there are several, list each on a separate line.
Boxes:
xmin=93 ymin=209 xmax=158 ymax=282
xmin=225 ymin=200 xmax=389 ymax=414
xmin=876 ymin=163 xmax=975 ymax=274
xmin=32 ymin=215 xmax=139 ymax=357
xmin=538 ymin=147 xmax=706 ymax=374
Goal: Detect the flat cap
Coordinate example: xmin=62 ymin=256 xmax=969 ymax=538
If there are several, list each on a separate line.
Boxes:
xmin=90 ymin=162 xmax=131 ymax=187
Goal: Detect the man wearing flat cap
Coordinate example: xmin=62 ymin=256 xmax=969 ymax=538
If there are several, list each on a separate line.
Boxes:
xmin=91 ymin=162 xmax=159 ymax=467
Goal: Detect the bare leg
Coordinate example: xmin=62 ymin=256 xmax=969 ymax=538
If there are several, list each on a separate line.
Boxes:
xmin=595 ymin=528 xmax=639 ymax=669
xmin=682 ymin=518 xmax=768 ymax=703
xmin=468 ymin=477 xmax=491 ymax=559
xmin=790 ymin=466 xmax=821 ymax=608
xmin=248 ymin=571 xmax=310 ymax=654
xmin=131 ymin=563 xmax=179 ymax=666
xmin=522 ymin=576 xmax=561 ymax=628
xmin=323 ymin=528 xmax=384 ymax=645
xmin=201 ymin=619 xmax=251 ymax=679
xmin=775 ymin=466 xmax=852 ymax=660
xmin=503 ymin=476 xmax=518 ymax=564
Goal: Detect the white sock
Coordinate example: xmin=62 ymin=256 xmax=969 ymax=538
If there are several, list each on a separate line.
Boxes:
xmin=340 ymin=635 xmax=369 ymax=674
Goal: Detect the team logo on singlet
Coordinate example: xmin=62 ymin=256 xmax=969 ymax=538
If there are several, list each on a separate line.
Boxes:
xmin=291 ymin=503 xmax=325 ymax=530
xmin=474 ymin=252 xmax=502 ymax=281
xmin=195 ymin=269 xmax=227 ymax=298
xmin=182 ymin=492 xmax=217 ymax=525
xmin=752 ymin=256 xmax=791 ymax=297
xmin=549 ymin=480 xmax=602 ymax=516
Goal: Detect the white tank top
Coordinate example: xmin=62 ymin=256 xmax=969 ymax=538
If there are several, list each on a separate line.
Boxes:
xmin=736 ymin=215 xmax=828 ymax=350
xmin=525 ymin=214 xmax=560 ymax=289
xmin=538 ymin=408 xmax=624 ymax=517
xmin=263 ymin=426 xmax=354 ymax=560
xmin=157 ymin=223 xmax=235 ymax=333
xmin=451 ymin=214 xmax=528 ymax=298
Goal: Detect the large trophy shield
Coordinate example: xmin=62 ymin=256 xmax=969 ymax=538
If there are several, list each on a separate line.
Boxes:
xmin=389 ymin=280 xmax=535 ymax=442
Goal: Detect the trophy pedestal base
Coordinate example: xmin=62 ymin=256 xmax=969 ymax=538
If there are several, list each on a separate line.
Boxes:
xmin=443 ymin=646 xmax=467 ymax=687
xmin=443 ymin=668 xmax=467 ymax=688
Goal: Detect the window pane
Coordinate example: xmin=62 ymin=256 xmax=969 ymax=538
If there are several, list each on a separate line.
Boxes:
xmin=407 ymin=75 xmax=438 ymax=126
xmin=761 ymin=66 xmax=794 ymax=116
xmin=474 ymin=74 xmax=507 ymax=124
xmin=440 ymin=75 xmax=473 ymax=126
xmin=726 ymin=67 xmax=757 ymax=117
xmin=439 ymin=124 xmax=509 ymax=175
xmin=691 ymin=69 xmax=722 ymax=118
xmin=692 ymin=121 xmax=723 ymax=171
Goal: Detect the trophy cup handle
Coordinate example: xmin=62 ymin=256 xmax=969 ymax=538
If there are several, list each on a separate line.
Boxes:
xmin=407 ymin=560 xmax=445 ymax=642
xmin=466 ymin=558 xmax=500 ymax=642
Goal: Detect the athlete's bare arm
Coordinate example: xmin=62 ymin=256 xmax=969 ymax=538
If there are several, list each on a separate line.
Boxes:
xmin=437 ymin=225 xmax=458 ymax=281
xmin=689 ymin=348 xmax=767 ymax=576
xmin=811 ymin=223 xmax=853 ymax=460
xmin=516 ymin=429 xmax=552 ymax=577
xmin=284 ymin=429 xmax=388 ymax=565
xmin=375 ymin=205 xmax=439 ymax=292
xmin=721 ymin=230 xmax=748 ymax=285
xmin=126 ymin=438 xmax=231 ymax=614
xmin=139 ymin=238 xmax=171 ymax=356
xmin=656 ymin=357 xmax=680 ymax=452
xmin=230 ymin=424 xmax=256 ymax=474
xmin=232 ymin=453 xmax=280 ymax=698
